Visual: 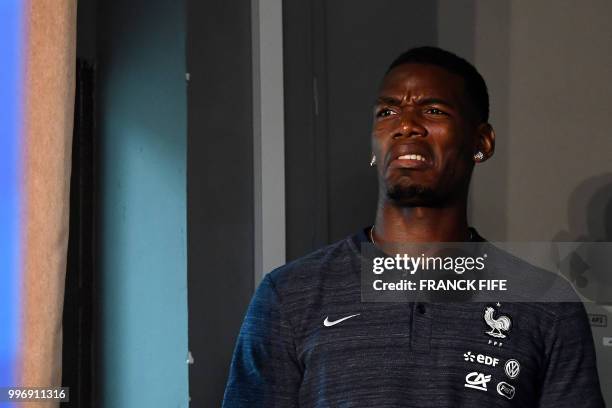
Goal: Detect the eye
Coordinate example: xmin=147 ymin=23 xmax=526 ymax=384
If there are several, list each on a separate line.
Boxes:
xmin=376 ymin=108 xmax=396 ymax=118
xmin=425 ymin=107 xmax=447 ymax=115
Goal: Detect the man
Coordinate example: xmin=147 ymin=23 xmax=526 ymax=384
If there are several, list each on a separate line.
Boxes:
xmin=222 ymin=47 xmax=604 ymax=407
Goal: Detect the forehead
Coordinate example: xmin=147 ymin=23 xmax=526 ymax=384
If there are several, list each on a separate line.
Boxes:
xmin=378 ymin=63 xmax=466 ymax=102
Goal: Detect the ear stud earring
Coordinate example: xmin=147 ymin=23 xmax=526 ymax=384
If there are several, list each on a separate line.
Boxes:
xmin=474 ymin=151 xmax=484 ymax=161
xmin=370 ymin=155 xmax=376 ymax=166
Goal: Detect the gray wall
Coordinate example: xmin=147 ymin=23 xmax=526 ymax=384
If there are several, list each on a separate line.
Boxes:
xmin=439 ymin=0 xmax=612 ymax=244
xmin=186 ymin=1 xmax=255 ymax=406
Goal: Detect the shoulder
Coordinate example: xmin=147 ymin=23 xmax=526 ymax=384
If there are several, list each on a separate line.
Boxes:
xmin=253 ymin=234 xmax=363 ymax=321
xmin=267 ymin=235 xmax=358 ymax=285
xmin=484 ymin=243 xmax=587 ymax=320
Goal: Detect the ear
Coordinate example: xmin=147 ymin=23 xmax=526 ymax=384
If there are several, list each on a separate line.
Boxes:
xmin=474 ymin=123 xmax=495 ymax=162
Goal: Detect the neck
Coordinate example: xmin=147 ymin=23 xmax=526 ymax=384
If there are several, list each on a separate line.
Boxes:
xmin=373 ymin=196 xmax=469 ymax=244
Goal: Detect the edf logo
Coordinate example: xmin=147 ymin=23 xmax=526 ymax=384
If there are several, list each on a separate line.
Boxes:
xmin=463 ymin=351 xmax=499 ymax=367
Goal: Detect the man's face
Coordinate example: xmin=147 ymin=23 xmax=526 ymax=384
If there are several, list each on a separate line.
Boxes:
xmin=372 ymin=63 xmax=481 ymax=207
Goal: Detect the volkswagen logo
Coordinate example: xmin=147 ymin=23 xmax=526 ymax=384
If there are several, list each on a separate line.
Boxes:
xmin=504 ymin=359 xmax=520 ymax=379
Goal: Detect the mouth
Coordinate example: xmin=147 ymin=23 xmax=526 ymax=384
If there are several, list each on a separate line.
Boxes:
xmin=388 ymin=145 xmax=433 ymax=170
xmin=397 ymin=154 xmax=427 ymax=162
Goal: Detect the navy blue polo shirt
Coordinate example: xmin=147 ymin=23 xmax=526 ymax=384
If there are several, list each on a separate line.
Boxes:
xmin=222 ymin=229 xmax=604 ymax=407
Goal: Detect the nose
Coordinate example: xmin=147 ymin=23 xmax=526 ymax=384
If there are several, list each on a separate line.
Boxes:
xmin=393 ymin=110 xmax=427 ymax=139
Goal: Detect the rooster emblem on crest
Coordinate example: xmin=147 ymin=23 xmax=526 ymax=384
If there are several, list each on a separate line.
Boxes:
xmin=484 ymin=306 xmax=511 ymax=338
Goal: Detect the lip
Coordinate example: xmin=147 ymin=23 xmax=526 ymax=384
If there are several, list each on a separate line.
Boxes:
xmin=387 ymin=143 xmax=434 ymax=170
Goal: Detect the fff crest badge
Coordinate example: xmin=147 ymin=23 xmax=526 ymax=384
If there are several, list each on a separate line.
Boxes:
xmin=484 ymin=304 xmax=512 ymax=339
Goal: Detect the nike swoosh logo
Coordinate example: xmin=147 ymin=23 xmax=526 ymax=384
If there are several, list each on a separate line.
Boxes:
xmin=323 ymin=313 xmax=360 ymax=327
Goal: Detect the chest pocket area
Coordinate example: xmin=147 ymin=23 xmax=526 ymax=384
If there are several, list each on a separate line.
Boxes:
xmin=297 ymin=307 xmax=418 ymax=369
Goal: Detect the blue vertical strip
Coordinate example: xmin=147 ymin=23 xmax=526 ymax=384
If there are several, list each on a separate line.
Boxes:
xmin=98 ymin=0 xmax=189 ymax=406
xmin=0 ymin=0 xmax=24 ymax=390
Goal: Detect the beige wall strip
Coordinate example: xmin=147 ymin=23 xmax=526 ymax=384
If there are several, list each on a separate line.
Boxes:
xmin=19 ymin=1 xmax=76 ymax=404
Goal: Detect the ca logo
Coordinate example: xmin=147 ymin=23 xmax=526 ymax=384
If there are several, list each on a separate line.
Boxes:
xmin=464 ymin=371 xmax=491 ymax=392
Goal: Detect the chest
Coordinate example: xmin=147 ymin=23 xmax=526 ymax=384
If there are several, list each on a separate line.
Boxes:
xmin=295 ymin=302 xmax=546 ymax=406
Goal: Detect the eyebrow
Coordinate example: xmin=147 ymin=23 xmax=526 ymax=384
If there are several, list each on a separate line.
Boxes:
xmin=375 ymin=96 xmax=402 ymax=106
xmin=375 ymin=96 xmax=455 ymax=109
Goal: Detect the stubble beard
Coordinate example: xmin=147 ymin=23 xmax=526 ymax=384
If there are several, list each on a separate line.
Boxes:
xmin=386 ymin=182 xmax=445 ymax=207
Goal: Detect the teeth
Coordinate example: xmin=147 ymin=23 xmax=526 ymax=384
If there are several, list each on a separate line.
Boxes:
xmin=398 ymin=154 xmax=427 ymax=162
